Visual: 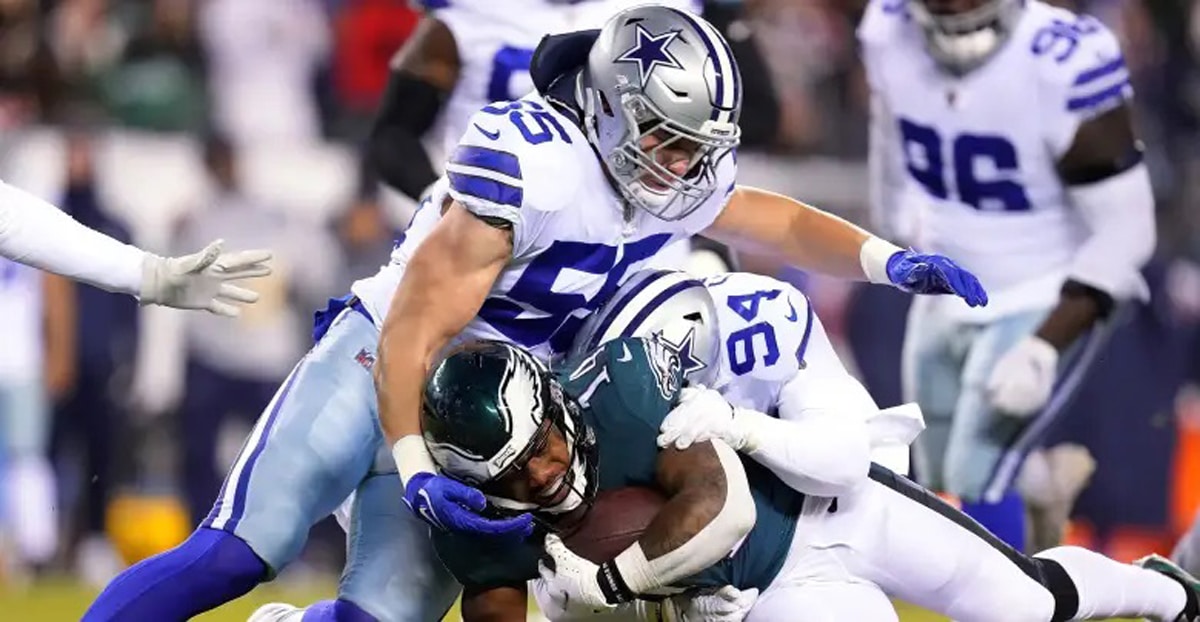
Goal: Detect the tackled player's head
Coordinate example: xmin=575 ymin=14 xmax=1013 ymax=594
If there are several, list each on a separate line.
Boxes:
xmin=909 ymin=0 xmax=1026 ymax=74
xmin=579 ymin=5 xmax=741 ymax=221
xmin=422 ymin=340 xmax=599 ymax=528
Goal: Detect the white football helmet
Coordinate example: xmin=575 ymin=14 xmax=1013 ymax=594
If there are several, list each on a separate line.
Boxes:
xmin=579 ymin=5 xmax=742 ymax=221
xmin=571 ymin=269 xmax=721 ymax=388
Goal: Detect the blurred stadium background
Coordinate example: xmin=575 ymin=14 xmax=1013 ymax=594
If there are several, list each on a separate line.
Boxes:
xmin=0 ymin=0 xmax=1197 ymax=619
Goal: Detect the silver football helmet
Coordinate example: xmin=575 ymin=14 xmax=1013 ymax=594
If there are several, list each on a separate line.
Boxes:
xmin=578 ymin=5 xmax=741 ymax=221
xmin=571 ymin=269 xmax=721 ymax=387
xmin=909 ymin=0 xmax=1026 ymax=74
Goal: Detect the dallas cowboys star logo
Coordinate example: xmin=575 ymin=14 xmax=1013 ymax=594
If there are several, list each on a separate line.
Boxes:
xmin=615 ymin=24 xmax=684 ymax=89
xmin=656 ymin=325 xmax=708 ymax=380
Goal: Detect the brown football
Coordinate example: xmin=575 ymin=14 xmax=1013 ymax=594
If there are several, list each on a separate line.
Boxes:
xmin=562 ymin=486 xmax=667 ymax=563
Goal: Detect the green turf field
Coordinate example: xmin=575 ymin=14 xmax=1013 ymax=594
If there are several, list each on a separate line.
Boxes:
xmin=1 ymin=579 xmax=963 ymax=621
xmin=0 ymin=579 xmax=1144 ymax=621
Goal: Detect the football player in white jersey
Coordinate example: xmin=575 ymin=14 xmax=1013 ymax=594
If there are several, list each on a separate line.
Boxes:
xmin=370 ymin=0 xmax=704 ymax=269
xmin=860 ymin=0 xmax=1157 ymax=552
xmin=0 ymin=259 xmax=71 ymax=576
xmin=546 ymin=269 xmax=1200 ymax=622
xmin=368 ymin=0 xmax=702 ymax=201
xmin=86 ymin=7 xmax=986 ymax=622
xmin=0 ymin=179 xmax=272 ymax=316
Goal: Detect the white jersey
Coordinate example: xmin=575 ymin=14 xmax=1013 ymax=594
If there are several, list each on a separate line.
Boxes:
xmin=704 ymin=272 xmax=816 ymax=414
xmin=352 ymin=91 xmax=736 ymax=361
xmin=860 ymin=0 xmax=1132 ymax=320
xmin=0 ymin=258 xmax=44 ymax=384
xmin=428 ymin=0 xmax=703 ymax=157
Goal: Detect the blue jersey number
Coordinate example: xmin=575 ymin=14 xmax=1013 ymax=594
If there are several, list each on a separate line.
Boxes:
xmin=898 ymin=118 xmax=1031 ymax=212
xmin=1031 ymin=16 xmax=1101 ymax=63
xmin=481 ymin=100 xmax=572 ymax=146
xmin=479 ymin=234 xmax=672 ymax=353
xmin=724 ymin=289 xmax=782 ymax=376
xmin=488 ymin=46 xmax=534 ymax=103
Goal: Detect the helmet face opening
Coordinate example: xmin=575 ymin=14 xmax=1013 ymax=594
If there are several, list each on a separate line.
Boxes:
xmin=909 ymin=0 xmax=1025 ymax=74
xmin=421 ymin=341 xmax=598 ymax=529
xmin=582 ymin=6 xmax=741 ymax=221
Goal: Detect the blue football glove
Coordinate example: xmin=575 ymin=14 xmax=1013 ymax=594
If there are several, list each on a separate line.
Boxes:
xmin=886 ymin=250 xmax=989 ymax=307
xmin=403 ymin=472 xmax=534 ymax=540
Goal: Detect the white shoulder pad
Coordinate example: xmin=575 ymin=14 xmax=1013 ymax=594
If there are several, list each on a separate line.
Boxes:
xmin=856 ymin=0 xmax=914 ymax=92
xmin=856 ymin=0 xmax=909 ymax=48
xmin=1027 ymin=6 xmax=1132 ymax=157
xmin=705 ymin=272 xmax=814 ymax=386
xmin=445 ymin=96 xmax=587 ymax=253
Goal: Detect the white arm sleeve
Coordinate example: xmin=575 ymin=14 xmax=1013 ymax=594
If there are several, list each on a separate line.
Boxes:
xmin=0 ymin=179 xmax=145 ymax=295
xmin=613 ymin=440 xmax=756 ymax=594
xmin=737 ymin=372 xmax=873 ymax=497
xmin=1066 ymin=163 xmax=1156 ymax=302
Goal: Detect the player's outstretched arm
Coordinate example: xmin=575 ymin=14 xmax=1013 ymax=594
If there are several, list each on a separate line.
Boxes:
xmin=538 ymin=440 xmax=755 ymax=615
xmin=459 ymin=583 xmax=528 ymax=622
xmin=703 ymin=186 xmax=988 ymax=307
xmin=987 ymin=103 xmax=1156 ymax=417
xmin=0 ymin=179 xmax=271 ymax=316
xmin=377 ymin=201 xmax=533 ymax=538
xmin=368 ymin=16 xmax=458 ymax=200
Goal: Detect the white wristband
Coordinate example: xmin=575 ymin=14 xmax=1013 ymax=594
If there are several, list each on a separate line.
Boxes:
xmin=613 ymin=543 xmax=660 ymax=595
xmin=393 ymin=435 xmax=437 ymax=487
xmin=859 ymin=236 xmax=904 ymax=285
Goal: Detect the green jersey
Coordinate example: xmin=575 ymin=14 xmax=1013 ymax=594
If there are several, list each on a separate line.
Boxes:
xmin=432 ymin=337 xmax=804 ymax=592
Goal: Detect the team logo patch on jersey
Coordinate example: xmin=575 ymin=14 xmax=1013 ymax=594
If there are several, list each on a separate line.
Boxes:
xmin=643 ymin=338 xmax=682 ymax=400
xmin=616 ymin=25 xmax=684 ymax=88
xmin=656 ymin=325 xmax=707 ymax=381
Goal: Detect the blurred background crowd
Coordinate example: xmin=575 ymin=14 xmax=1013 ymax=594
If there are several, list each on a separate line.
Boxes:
xmin=0 ymin=0 xmax=1198 ymax=612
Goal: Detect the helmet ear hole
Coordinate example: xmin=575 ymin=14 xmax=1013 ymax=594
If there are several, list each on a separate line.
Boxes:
xmin=598 ymin=92 xmax=614 ymax=117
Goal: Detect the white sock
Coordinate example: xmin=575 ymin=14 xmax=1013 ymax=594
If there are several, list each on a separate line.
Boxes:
xmin=1036 ymin=546 xmax=1187 ymax=621
xmin=4 ymin=456 xmax=58 ymax=564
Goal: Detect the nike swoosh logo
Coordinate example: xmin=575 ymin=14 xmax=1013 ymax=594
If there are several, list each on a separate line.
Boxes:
xmin=417 ymin=490 xmax=446 ymax=530
xmin=785 ymin=299 xmax=799 ymax=322
xmin=617 ymin=344 xmax=632 ymax=362
xmin=474 ymin=124 xmax=501 ymax=140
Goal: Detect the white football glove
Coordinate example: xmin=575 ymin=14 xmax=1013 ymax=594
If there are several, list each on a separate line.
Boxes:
xmin=139 ymin=239 xmax=272 ymax=317
xmin=657 ymin=386 xmax=752 ymax=452
xmin=986 ymin=336 xmax=1059 ymax=417
xmin=662 ymin=586 xmax=759 ymax=622
xmin=537 ymin=534 xmax=617 ymax=616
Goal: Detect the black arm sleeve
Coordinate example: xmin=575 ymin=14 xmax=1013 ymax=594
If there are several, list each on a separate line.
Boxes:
xmin=368 ymin=71 xmax=446 ymax=200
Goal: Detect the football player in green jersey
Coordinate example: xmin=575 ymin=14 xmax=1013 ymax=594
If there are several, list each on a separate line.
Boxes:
xmin=425 ymin=335 xmax=1200 ymax=622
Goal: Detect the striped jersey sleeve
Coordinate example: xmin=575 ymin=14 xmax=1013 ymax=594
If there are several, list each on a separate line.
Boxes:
xmin=445 ymin=143 xmax=526 ymax=225
xmin=1040 ymin=14 xmax=1133 ymax=158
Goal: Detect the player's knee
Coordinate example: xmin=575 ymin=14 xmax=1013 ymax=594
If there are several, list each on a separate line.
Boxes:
xmin=190 ymin=528 xmax=270 ymax=585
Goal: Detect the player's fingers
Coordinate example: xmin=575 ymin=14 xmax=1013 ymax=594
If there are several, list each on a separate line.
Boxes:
xmin=219 ymin=264 xmax=273 ymax=280
xmin=672 ymin=426 xmax=700 ymax=450
xmin=444 ymin=479 xmax=487 ymax=511
xmin=537 ymin=559 xmax=556 ymax=581
xmin=217 ymin=283 xmax=260 ymax=304
xmin=215 ymin=249 xmax=272 ymax=272
xmin=180 ymin=239 xmax=224 ymax=274
xmin=207 ymin=300 xmax=240 ymax=317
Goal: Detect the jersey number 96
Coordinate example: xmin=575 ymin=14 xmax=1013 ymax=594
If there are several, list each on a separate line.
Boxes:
xmin=898 ymin=118 xmax=1032 ymax=212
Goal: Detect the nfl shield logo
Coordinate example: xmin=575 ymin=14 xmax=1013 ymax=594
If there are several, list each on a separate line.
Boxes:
xmin=354 ymin=348 xmax=376 ymax=371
